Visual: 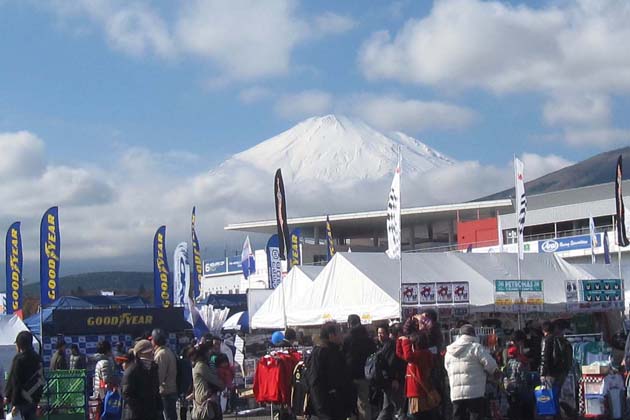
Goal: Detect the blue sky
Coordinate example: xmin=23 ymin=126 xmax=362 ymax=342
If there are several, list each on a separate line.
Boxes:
xmin=1 ymin=0 xmax=630 ymax=276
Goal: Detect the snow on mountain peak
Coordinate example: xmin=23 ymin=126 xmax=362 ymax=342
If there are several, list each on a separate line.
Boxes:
xmin=222 ymin=114 xmax=455 ymax=185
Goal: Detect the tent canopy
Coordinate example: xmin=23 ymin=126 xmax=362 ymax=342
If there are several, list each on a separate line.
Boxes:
xmin=255 ymin=252 xmax=621 ymax=328
xmin=251 ymin=265 xmax=322 ymax=329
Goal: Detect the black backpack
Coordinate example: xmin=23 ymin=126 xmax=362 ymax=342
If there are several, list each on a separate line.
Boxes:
xmin=364 ymin=352 xmax=385 ymax=386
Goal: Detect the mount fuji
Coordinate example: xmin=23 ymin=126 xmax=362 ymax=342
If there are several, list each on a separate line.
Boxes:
xmin=211 ymin=115 xmax=454 ymax=187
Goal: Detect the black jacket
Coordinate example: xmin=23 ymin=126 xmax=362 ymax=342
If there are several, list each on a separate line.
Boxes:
xmin=343 ymin=326 xmax=377 ymax=380
xmin=540 ymin=335 xmax=571 ymax=377
xmin=308 ymin=342 xmax=354 ymax=420
xmin=122 ymin=361 xmax=162 ymax=420
xmin=5 ymin=349 xmax=43 ymax=406
xmin=378 ymin=339 xmax=405 ymax=383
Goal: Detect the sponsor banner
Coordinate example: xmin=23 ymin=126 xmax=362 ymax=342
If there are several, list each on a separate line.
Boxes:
xmin=203 ymin=259 xmax=227 ymax=276
xmin=190 ymin=207 xmax=202 ymax=299
xmin=565 ymin=280 xmax=579 ymax=311
xmin=538 ymin=234 xmax=600 ymax=253
xmin=266 ymin=235 xmax=282 ymax=289
xmin=173 ymin=243 xmax=189 ymax=308
xmin=576 ymin=279 xmax=624 ymax=311
xmin=418 ymin=283 xmax=436 ymax=305
xmin=153 ymin=226 xmax=171 ymax=308
xmin=494 ymin=280 xmax=544 ymax=312
xmin=52 ymin=307 xmax=190 ymax=335
xmin=436 ymin=283 xmax=453 ymax=304
xmin=452 ymin=282 xmax=470 ymax=304
xmin=401 ymin=284 xmax=419 ymax=305
xmin=274 ymin=169 xmax=291 ymax=265
xmin=6 ymin=222 xmax=23 ymax=315
xmin=228 ymin=255 xmax=243 ymax=272
xmin=40 ymin=207 xmax=61 ymax=307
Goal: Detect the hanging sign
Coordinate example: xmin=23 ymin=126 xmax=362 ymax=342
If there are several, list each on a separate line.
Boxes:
xmin=494 ymin=280 xmax=544 ymax=312
xmin=577 ymin=279 xmax=624 ymax=311
xmin=401 ymin=284 xmax=419 ymax=305
xmin=418 ymin=283 xmax=436 ymax=305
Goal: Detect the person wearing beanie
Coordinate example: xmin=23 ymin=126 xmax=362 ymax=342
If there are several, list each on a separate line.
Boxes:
xmin=445 ymin=325 xmax=498 ymax=420
xmin=503 ymin=345 xmax=532 ymax=420
xmin=121 ymin=339 xmax=161 ymax=420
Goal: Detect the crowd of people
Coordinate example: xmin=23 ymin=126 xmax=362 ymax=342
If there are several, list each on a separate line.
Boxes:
xmin=3 ymin=329 xmax=235 ymax=420
xmin=305 ymin=312 xmax=575 ymax=420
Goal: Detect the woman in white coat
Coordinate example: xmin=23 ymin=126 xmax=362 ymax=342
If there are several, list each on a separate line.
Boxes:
xmin=444 ymin=325 xmax=498 ymax=420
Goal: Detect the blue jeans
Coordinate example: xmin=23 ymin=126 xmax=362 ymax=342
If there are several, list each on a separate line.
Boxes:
xmin=161 ymin=393 xmax=178 ymax=420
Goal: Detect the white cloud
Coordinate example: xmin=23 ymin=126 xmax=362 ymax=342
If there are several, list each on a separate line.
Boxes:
xmin=520 ymin=153 xmax=573 ymax=180
xmin=543 ymin=94 xmax=611 ymax=127
xmin=312 ymin=13 xmax=356 ymax=37
xmin=0 ymin=131 xmax=46 ymax=178
xmin=274 ymin=90 xmax=333 ymax=119
xmin=239 ymin=86 xmax=273 ymax=104
xmin=347 ymin=94 xmax=476 ymax=132
xmin=563 ymin=128 xmax=630 ymax=147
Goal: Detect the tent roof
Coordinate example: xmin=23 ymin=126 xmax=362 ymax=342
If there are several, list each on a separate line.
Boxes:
xmin=251 ymin=265 xmax=323 ymax=329
xmin=265 ymin=252 xmax=621 ymax=327
xmin=0 ymin=315 xmax=30 ymax=346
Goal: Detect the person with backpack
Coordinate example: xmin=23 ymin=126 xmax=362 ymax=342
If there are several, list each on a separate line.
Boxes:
xmin=151 ymin=329 xmax=178 ymax=420
xmin=308 ymin=322 xmax=354 ymax=420
xmin=343 ymin=314 xmax=376 ymax=420
xmin=374 ymin=324 xmax=405 ymax=420
xmin=5 ymin=331 xmax=44 ymax=420
xmin=539 ymin=320 xmax=572 ymax=419
xmin=503 ymin=345 xmax=531 ymax=420
xmin=191 ymin=342 xmax=224 ymax=420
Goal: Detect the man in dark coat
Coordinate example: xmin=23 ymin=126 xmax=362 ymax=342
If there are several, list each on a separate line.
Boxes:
xmin=343 ymin=314 xmax=376 ymax=420
xmin=308 ymin=322 xmax=354 ymax=420
xmin=5 ymin=331 xmax=44 ymax=420
xmin=375 ymin=324 xmax=405 ymax=420
xmin=121 ymin=339 xmax=162 ymax=420
xmin=50 ymin=342 xmax=68 ymax=370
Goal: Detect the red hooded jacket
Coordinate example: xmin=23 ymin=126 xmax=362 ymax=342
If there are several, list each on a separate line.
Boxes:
xmin=396 ymin=337 xmax=433 ymax=398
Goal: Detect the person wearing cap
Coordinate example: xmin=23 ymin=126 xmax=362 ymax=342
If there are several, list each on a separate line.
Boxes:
xmin=5 ymin=331 xmax=43 ymax=420
xmin=121 ymin=339 xmax=161 ymax=420
xmin=503 ymin=345 xmax=531 ymax=420
xmin=151 ymin=329 xmax=178 ymax=420
xmin=445 ymin=325 xmax=499 ymax=420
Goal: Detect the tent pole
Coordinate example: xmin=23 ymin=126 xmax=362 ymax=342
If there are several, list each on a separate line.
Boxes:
xmin=39 ymin=304 xmax=44 ymax=354
xmin=281 ymin=264 xmax=288 ymax=329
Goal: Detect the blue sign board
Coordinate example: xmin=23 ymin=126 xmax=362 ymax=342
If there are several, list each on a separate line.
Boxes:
xmin=203 ymin=259 xmax=227 ymax=276
xmin=228 ymin=255 xmax=243 ymax=273
xmin=538 ymin=233 xmax=600 ymax=253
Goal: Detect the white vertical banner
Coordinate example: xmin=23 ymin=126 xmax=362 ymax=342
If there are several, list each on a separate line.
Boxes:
xmin=386 ymin=157 xmax=401 ymax=260
xmin=589 ymin=214 xmax=597 ymax=264
xmin=514 ymin=157 xmax=527 ymax=260
xmin=174 ymin=242 xmax=189 ymax=307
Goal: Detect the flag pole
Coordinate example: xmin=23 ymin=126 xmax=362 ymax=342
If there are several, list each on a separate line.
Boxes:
xmin=398 ymin=145 xmax=404 ymax=321
xmin=514 ymin=155 xmax=523 ymax=330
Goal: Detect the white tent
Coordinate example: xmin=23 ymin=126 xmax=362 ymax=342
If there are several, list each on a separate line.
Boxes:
xmin=266 ymin=252 xmax=621 ymax=327
xmin=0 ymin=315 xmax=31 ymax=371
xmin=251 ymin=265 xmax=322 ymax=329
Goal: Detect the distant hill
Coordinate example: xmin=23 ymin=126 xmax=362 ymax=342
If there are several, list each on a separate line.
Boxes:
xmin=23 ymin=271 xmax=153 ymax=298
xmin=480 ymin=146 xmax=630 ymax=200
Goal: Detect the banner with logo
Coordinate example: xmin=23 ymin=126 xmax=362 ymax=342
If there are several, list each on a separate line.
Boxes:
xmin=5 ymin=222 xmax=23 ymax=315
xmin=203 ymin=259 xmax=227 ymax=275
xmin=538 ymin=234 xmax=600 ymax=253
xmin=402 ymin=282 xmax=470 ymax=307
xmin=51 ymin=307 xmax=190 ymax=335
xmin=153 ymin=226 xmax=171 ymax=308
xmin=326 ymin=215 xmax=335 ymax=260
xmin=580 ymin=279 xmax=623 ymax=311
xmin=190 ymin=207 xmax=202 ymax=299
xmin=615 ymin=155 xmax=629 ymax=247
xmin=401 ymin=284 xmax=419 ymax=305
xmin=290 ymin=229 xmax=301 ymax=267
xmin=274 ymin=169 xmax=291 ymax=266
xmin=266 ymin=234 xmax=282 ymax=289
xmin=494 ymin=280 xmax=544 ymax=312
xmin=40 ymin=206 xmax=60 ymax=307
xmin=173 ymin=242 xmax=189 ymax=307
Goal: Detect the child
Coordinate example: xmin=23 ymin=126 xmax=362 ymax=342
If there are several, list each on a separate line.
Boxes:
xmin=503 ymin=345 xmax=531 ymax=420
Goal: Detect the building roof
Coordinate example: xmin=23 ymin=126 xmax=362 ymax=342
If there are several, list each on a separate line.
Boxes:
xmin=225 ymin=199 xmax=513 ymax=237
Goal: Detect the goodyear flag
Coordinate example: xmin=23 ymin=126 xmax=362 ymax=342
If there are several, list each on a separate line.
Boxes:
xmin=241 ymin=236 xmax=256 ymax=279
xmin=190 ymin=207 xmax=202 ymax=299
xmin=173 ymin=243 xmax=189 ymax=307
xmin=274 ymin=169 xmax=291 ymax=267
xmin=40 ymin=206 xmax=60 ymax=307
xmin=326 ymin=215 xmax=335 ymax=261
xmin=153 ymin=226 xmax=172 ymax=308
xmin=386 ymin=157 xmax=401 ymax=260
xmin=615 ymin=155 xmax=629 ymax=247
xmin=514 ymin=157 xmax=527 ymax=260
xmin=290 ymin=229 xmax=301 ymax=267
xmin=5 ymin=222 xmax=23 ymax=315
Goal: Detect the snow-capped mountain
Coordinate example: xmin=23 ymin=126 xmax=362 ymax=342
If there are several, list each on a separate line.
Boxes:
xmin=213 ymin=115 xmax=454 ymax=186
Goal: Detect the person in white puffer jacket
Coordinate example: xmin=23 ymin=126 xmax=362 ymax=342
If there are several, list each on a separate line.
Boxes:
xmin=445 ymin=325 xmax=498 ymax=420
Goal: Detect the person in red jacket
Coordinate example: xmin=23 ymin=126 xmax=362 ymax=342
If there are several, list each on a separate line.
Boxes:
xmin=396 ymin=318 xmax=437 ymax=420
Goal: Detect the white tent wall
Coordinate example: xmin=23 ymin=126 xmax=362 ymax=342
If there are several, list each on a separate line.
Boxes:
xmin=251 ymin=265 xmax=322 ymax=329
xmin=0 ymin=315 xmax=31 ymax=374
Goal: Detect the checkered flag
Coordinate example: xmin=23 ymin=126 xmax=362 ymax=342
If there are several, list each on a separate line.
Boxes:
xmin=386 ymin=159 xmax=401 ymax=260
xmin=514 ymin=157 xmax=527 ymax=260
